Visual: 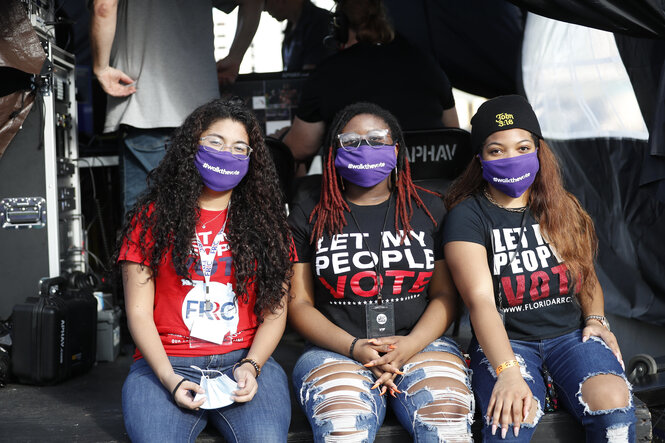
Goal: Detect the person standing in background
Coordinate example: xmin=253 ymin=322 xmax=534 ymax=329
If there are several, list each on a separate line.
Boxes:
xmin=282 ymin=0 xmax=459 ymax=164
xmin=264 ymin=0 xmax=335 ymax=72
xmin=91 ymin=0 xmax=262 ymax=214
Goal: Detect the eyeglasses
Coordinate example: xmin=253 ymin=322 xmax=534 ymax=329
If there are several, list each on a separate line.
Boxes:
xmin=337 ymin=129 xmax=394 ymax=151
xmin=199 ymin=135 xmax=253 ymax=159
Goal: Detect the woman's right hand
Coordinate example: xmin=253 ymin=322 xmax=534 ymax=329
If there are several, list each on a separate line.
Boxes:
xmin=166 ymin=373 xmax=206 ymax=410
xmin=487 ymin=368 xmax=532 ymax=439
xmin=352 ymin=339 xmax=395 ymax=395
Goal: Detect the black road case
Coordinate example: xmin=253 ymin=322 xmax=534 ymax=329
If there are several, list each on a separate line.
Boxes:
xmin=11 ymin=276 xmax=97 ymax=385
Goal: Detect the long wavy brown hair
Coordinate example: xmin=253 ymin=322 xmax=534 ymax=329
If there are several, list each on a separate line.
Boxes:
xmin=444 ymin=136 xmax=598 ymax=298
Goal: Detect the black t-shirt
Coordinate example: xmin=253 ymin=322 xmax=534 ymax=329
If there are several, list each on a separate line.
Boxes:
xmin=442 ymin=194 xmax=583 ymax=341
xmin=289 ymin=190 xmax=445 ymax=339
xmin=296 ymin=33 xmax=455 ymax=130
xmin=282 ymin=1 xmax=334 ymax=71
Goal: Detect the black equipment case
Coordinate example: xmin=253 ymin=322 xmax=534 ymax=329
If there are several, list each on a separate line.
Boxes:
xmin=11 ymin=276 xmax=97 ymax=385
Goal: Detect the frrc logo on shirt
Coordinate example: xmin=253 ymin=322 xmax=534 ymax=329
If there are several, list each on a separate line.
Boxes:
xmin=185 ymin=300 xmax=236 ymax=320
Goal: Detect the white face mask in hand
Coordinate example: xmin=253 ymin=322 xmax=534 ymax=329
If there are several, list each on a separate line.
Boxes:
xmin=190 ymin=365 xmax=238 ymax=409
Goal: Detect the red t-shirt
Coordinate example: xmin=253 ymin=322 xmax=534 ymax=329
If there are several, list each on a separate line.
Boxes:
xmin=119 ymin=206 xmax=257 ymax=359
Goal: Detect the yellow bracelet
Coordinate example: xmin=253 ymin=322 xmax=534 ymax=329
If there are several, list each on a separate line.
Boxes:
xmin=495 ymin=359 xmax=520 ymax=376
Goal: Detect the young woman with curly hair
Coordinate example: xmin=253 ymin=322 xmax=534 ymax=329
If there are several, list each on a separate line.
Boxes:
xmin=443 ymin=95 xmax=635 ymax=442
xmin=288 ymin=102 xmax=474 ymax=442
xmin=116 ymin=99 xmax=292 ymax=442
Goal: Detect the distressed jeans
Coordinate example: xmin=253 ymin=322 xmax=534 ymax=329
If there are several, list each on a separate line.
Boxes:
xmin=469 ymin=329 xmax=635 ymax=442
xmin=293 ymin=336 xmax=474 ymax=442
xmin=122 ymin=350 xmax=291 ymax=443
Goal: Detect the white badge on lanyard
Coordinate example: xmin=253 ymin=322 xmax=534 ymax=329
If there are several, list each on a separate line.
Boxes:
xmin=188 ymin=206 xmax=236 ymax=347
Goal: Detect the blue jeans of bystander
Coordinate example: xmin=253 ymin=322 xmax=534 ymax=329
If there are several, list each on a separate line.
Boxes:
xmin=121 ymin=126 xmax=171 ymax=214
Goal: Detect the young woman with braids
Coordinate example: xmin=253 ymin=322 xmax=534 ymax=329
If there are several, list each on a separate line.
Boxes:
xmin=443 ymin=95 xmax=635 ymax=442
xmin=116 ymin=99 xmax=292 ymax=442
xmin=288 ymin=102 xmax=473 ymax=442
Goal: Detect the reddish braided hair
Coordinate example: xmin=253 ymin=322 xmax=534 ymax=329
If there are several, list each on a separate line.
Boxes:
xmin=309 ymin=102 xmax=438 ymax=244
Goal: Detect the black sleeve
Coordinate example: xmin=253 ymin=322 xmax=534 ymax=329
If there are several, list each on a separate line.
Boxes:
xmin=300 ymin=11 xmax=335 ymax=68
xmin=295 ymin=66 xmax=325 ymax=122
xmin=442 ymin=199 xmax=486 ymax=247
xmin=287 ymin=203 xmax=315 ymax=263
xmin=401 ymin=33 xmax=455 ymax=111
xmin=438 ymin=68 xmax=455 ymax=111
xmin=424 ymin=56 xmax=455 ymax=111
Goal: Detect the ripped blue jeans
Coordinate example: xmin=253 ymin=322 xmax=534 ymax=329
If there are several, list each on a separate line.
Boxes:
xmin=293 ymin=336 xmax=474 ymax=443
xmin=469 ymin=329 xmax=635 ymax=442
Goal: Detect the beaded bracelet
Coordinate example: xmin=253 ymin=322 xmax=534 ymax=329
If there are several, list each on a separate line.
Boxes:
xmin=349 ymin=337 xmax=360 ymax=359
xmin=233 ymin=358 xmax=261 ymax=378
xmin=495 ymin=359 xmax=520 ymax=376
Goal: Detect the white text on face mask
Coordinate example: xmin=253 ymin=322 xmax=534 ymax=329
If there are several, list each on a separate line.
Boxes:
xmin=347 ymin=162 xmax=386 ymax=170
xmin=202 ymin=162 xmax=240 ymax=175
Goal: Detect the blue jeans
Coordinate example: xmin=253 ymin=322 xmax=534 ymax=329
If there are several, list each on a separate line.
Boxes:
xmin=121 ymin=127 xmax=171 ymax=214
xmin=293 ymin=336 xmax=474 ymax=443
xmin=469 ymin=329 xmax=635 ymax=442
xmin=122 ymin=350 xmax=290 ymax=443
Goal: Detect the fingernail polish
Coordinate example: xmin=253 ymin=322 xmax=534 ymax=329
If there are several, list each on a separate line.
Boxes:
xmin=514 ymin=426 xmax=520 ymax=437
xmin=501 ymin=427 xmax=507 ymax=439
xmin=491 ymin=424 xmax=497 ymax=435
xmin=389 ymin=345 xmax=396 ymax=349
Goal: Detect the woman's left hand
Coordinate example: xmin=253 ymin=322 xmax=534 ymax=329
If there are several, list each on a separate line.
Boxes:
xmin=582 ymin=322 xmax=624 ymax=370
xmin=232 ymin=364 xmax=258 ymax=403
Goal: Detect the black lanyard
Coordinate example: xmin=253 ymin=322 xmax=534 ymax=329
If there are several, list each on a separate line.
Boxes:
xmin=346 ymin=194 xmax=393 ymax=304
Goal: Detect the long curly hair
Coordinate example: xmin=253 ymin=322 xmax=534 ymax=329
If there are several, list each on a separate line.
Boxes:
xmin=114 ymin=99 xmax=292 ymax=319
xmin=444 ymin=136 xmax=598 ymax=299
xmin=310 ymin=102 xmax=437 ymax=243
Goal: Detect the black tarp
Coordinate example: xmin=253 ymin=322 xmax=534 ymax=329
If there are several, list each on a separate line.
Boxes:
xmin=508 ymin=0 xmax=665 ymax=38
xmin=550 ymin=138 xmax=665 ymax=325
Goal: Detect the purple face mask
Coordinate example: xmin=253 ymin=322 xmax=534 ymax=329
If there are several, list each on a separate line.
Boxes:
xmin=480 ymin=151 xmax=539 ymax=198
xmin=334 ymin=144 xmax=397 ymax=188
xmin=195 ymin=146 xmax=249 ymax=191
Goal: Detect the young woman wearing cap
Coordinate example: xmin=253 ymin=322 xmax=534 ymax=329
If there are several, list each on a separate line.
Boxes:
xmin=116 ymin=99 xmax=292 ymax=442
xmin=288 ymin=102 xmax=473 ymax=442
xmin=443 ymin=95 xmax=635 ymax=441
